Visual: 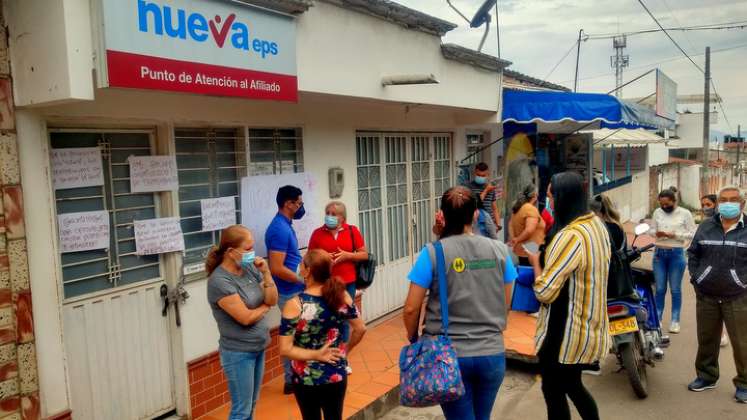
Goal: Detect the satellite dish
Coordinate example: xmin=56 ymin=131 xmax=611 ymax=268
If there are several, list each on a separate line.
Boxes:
xmin=470 ymin=0 xmax=497 ymax=28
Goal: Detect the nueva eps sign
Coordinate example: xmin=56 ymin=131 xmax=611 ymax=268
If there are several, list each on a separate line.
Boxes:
xmin=99 ymin=0 xmax=298 ymax=102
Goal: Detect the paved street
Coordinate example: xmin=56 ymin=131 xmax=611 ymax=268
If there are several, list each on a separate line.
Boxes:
xmin=382 ymin=268 xmax=745 ymax=419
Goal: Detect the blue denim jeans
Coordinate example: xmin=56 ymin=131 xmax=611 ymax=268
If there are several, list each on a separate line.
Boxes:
xmin=342 ymin=282 xmax=357 ymax=342
xmin=653 ymin=247 xmax=686 ymax=323
xmin=440 ymin=353 xmax=506 ymax=420
xmin=219 ymin=349 xmax=265 ymax=420
xmin=278 ymin=292 xmax=301 ymax=384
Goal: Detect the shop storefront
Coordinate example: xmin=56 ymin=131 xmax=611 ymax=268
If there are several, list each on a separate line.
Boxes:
xmin=7 ymin=1 xmax=507 ymax=418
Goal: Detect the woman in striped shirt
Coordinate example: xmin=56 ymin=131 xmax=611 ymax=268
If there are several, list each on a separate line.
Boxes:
xmin=527 ymin=172 xmax=611 ymax=420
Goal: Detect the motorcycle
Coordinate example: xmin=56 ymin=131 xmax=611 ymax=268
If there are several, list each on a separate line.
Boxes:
xmin=607 ymin=223 xmax=664 ymax=399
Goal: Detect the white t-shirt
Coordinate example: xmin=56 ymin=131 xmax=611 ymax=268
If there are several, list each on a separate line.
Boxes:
xmin=650 ymin=207 xmax=696 ymax=248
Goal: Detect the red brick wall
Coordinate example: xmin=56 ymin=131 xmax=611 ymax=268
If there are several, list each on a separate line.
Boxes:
xmin=187 ymin=294 xmax=362 ymax=418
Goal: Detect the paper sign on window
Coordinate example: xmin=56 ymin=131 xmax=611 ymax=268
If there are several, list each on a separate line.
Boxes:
xmin=129 ymin=155 xmax=179 ymax=193
xmin=134 ymin=217 xmax=185 ymax=255
xmin=58 ymin=211 xmax=110 ymax=253
xmin=201 ymin=197 xmax=237 ymax=232
xmin=51 ymin=148 xmax=105 ymax=190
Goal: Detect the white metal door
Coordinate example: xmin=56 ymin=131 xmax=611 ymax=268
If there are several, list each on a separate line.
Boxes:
xmin=51 ymin=131 xmax=175 ymax=420
xmin=356 ymin=132 xmax=452 ymax=321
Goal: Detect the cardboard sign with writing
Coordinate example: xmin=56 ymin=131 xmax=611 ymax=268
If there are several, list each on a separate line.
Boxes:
xmin=201 ymin=197 xmax=237 ymax=232
xmin=51 ymin=147 xmax=105 ymax=190
xmin=129 ymin=155 xmax=179 ymax=193
xmin=58 ymin=210 xmax=110 ymax=253
xmin=134 ymin=217 xmax=185 ymax=255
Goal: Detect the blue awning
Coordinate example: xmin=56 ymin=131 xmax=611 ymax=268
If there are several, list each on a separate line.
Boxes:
xmin=502 ymin=89 xmax=675 ymax=130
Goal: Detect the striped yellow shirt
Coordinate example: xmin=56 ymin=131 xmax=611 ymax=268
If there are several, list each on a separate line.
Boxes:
xmin=534 ymin=213 xmax=611 ymax=364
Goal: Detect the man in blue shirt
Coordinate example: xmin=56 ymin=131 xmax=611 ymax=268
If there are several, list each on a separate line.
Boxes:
xmin=266 ymin=185 xmax=306 ymax=394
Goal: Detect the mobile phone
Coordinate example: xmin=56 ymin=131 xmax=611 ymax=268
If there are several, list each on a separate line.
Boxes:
xmin=523 ymin=241 xmax=540 ymax=254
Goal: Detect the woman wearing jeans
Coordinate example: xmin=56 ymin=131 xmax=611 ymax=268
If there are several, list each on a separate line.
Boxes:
xmin=527 ymin=172 xmax=611 ymax=420
xmin=206 ymin=225 xmax=278 ymax=420
xmin=404 ymin=186 xmax=517 ymax=420
xmin=279 ymin=250 xmax=366 ymax=420
xmin=650 ymin=188 xmax=696 ymax=334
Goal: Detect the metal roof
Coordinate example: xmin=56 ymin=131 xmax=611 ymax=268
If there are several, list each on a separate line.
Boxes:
xmin=239 ymin=0 xmax=314 ymax=14
xmin=327 ymin=0 xmax=458 ymax=36
xmin=503 ymin=69 xmax=570 ymax=92
xmin=441 ymin=44 xmax=512 ymax=73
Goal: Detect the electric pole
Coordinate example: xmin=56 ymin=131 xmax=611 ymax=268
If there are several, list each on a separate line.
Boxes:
xmin=574 ymin=29 xmax=583 ymax=92
xmin=738 ymin=124 xmax=742 ymax=187
xmin=702 ymin=46 xmax=711 ymax=195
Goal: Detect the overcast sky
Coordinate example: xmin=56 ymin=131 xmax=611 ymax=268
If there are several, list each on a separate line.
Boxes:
xmin=394 ymin=0 xmax=747 ymax=136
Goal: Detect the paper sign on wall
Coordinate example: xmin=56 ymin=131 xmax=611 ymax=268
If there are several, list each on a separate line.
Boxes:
xmin=201 ymin=197 xmax=237 ymax=232
xmin=134 ymin=217 xmax=185 ymax=255
xmin=129 ymin=156 xmax=179 ymax=193
xmin=51 ymin=148 xmax=105 ymax=190
xmin=58 ymin=211 xmax=110 ymax=253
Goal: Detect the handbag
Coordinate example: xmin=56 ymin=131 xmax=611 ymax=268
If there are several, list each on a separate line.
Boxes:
xmin=398 ymin=241 xmax=465 ymax=407
xmin=349 ymin=226 xmax=377 ymax=290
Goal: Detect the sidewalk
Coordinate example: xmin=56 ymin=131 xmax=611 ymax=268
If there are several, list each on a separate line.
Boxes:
xmin=202 ymin=314 xmax=407 ymax=420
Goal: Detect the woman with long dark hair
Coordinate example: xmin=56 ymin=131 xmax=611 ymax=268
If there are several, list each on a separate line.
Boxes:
xmin=206 ymin=225 xmax=278 ymax=420
xmin=527 ymin=172 xmax=611 ymax=420
xmin=403 ymin=186 xmax=517 ymax=420
xmin=279 ymin=249 xmax=366 ymax=420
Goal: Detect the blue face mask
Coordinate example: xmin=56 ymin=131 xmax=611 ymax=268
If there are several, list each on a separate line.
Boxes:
xmin=474 ymin=176 xmax=487 ymax=185
xmin=718 ymin=202 xmax=742 ymax=220
xmin=325 ymin=215 xmax=339 ymax=229
xmin=293 ymin=204 xmax=306 ymax=220
xmin=239 ymin=251 xmax=256 ymax=271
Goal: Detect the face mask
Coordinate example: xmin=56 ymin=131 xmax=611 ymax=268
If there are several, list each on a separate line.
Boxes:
xmin=237 ymin=250 xmax=255 ymax=271
xmin=474 ymin=176 xmax=487 ymax=185
xmin=325 ymin=215 xmax=339 ymax=229
xmin=718 ymin=202 xmax=742 ymax=219
xmin=293 ymin=204 xmax=306 ymax=220
xmin=702 ymin=208 xmax=715 ymax=217
xmin=661 ymin=206 xmax=675 ymax=214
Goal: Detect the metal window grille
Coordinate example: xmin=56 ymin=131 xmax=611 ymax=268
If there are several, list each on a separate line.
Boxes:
xmin=356 ymin=134 xmax=384 ymax=261
xmin=248 ymin=128 xmax=304 ymax=176
xmin=411 ymin=136 xmax=432 ymax=252
xmin=385 ymin=135 xmax=410 ymax=262
xmin=433 ymin=135 xmax=453 ymax=209
xmin=175 ymin=128 xmax=246 ymax=266
xmin=52 ymin=131 xmax=161 ymax=300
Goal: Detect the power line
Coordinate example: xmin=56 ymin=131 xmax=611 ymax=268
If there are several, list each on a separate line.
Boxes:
xmin=585 ymin=21 xmax=747 ymax=39
xmin=543 ymin=39 xmax=580 ymax=81
xmin=636 ymin=0 xmax=704 ymax=73
xmin=710 ymin=79 xmax=734 ymax=132
xmin=658 ymin=0 xmax=698 ymax=54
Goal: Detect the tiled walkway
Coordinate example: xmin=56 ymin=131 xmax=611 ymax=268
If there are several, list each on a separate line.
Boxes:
xmin=203 ymin=314 xmax=407 ymax=420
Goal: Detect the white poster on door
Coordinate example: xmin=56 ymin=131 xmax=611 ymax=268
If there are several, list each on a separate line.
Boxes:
xmin=240 ymin=172 xmax=319 ymax=257
xmin=51 ymin=147 xmax=105 ymax=190
xmin=134 ymin=217 xmax=185 ymax=255
xmin=201 ymin=197 xmax=237 ymax=232
xmin=129 ymin=155 xmax=179 ymax=193
xmin=58 ymin=210 xmax=110 ymax=253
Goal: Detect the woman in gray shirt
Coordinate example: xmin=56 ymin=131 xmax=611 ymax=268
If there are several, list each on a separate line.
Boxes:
xmin=206 ymin=225 xmax=278 ymax=420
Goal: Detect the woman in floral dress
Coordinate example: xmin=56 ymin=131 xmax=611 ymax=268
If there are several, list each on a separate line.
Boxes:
xmin=279 ymin=249 xmax=367 ymax=420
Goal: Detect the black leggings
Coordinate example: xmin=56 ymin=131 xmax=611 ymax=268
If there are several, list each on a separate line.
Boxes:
xmin=293 ymin=379 xmax=347 ymax=420
xmin=539 ymin=353 xmax=599 ymax=420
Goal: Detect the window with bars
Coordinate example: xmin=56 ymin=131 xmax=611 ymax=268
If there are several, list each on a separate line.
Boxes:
xmin=356 ymin=133 xmax=452 ymax=264
xmin=248 ymin=128 xmax=304 ymax=176
xmin=175 ymin=128 xmax=246 ymax=267
xmin=52 ymin=131 xmax=161 ymax=300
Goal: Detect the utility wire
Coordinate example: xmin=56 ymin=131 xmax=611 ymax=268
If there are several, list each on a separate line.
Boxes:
xmin=710 ymin=79 xmax=734 ymax=132
xmin=543 ymin=39 xmax=580 ymax=81
xmin=658 ymin=0 xmax=698 ymax=55
xmin=585 ymin=22 xmax=747 ymax=39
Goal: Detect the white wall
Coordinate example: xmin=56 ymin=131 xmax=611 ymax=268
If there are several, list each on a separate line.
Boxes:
xmin=603 ymin=169 xmax=650 ymax=223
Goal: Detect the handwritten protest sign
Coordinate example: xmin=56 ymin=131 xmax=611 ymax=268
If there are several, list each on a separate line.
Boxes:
xmin=51 ymin=148 xmax=105 ymax=190
xmin=134 ymin=217 xmax=185 ymax=255
xmin=129 ymin=155 xmax=179 ymax=193
xmin=201 ymin=197 xmax=237 ymax=232
xmin=58 ymin=211 xmax=110 ymax=253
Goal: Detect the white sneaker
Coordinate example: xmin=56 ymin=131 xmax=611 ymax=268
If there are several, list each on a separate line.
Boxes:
xmin=346 ymin=366 xmax=353 ymax=375
xmin=669 ymin=322 xmax=681 ymax=334
xmin=721 ymin=331 xmax=730 ymax=347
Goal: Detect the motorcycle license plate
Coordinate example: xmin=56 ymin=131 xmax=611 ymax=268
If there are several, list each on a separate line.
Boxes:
xmin=609 ymin=317 xmax=639 ymax=336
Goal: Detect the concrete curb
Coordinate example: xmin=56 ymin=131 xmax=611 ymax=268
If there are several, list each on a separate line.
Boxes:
xmin=349 ymin=385 xmax=402 ymax=420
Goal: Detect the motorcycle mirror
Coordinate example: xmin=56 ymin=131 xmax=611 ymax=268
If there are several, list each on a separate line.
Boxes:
xmin=634 ymin=223 xmax=650 ymax=236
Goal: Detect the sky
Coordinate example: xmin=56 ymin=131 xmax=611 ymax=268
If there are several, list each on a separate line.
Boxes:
xmin=393 ymin=0 xmax=747 ymax=137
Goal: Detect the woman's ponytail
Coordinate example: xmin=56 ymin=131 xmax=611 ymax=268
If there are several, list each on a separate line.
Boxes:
xmin=206 ymin=225 xmax=250 ymax=276
xmin=304 ymin=249 xmax=349 ymax=310
xmin=205 ymin=245 xmax=224 ymax=275
xmin=322 ymin=276 xmax=347 ymax=311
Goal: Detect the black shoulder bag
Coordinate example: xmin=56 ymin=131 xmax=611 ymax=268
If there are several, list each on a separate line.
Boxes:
xmin=349 ymin=226 xmax=377 ymax=289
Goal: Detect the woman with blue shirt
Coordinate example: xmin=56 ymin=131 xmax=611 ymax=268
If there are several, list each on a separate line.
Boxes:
xmin=206 ymin=225 xmax=278 ymax=420
xmin=403 ymin=186 xmax=517 ymax=420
